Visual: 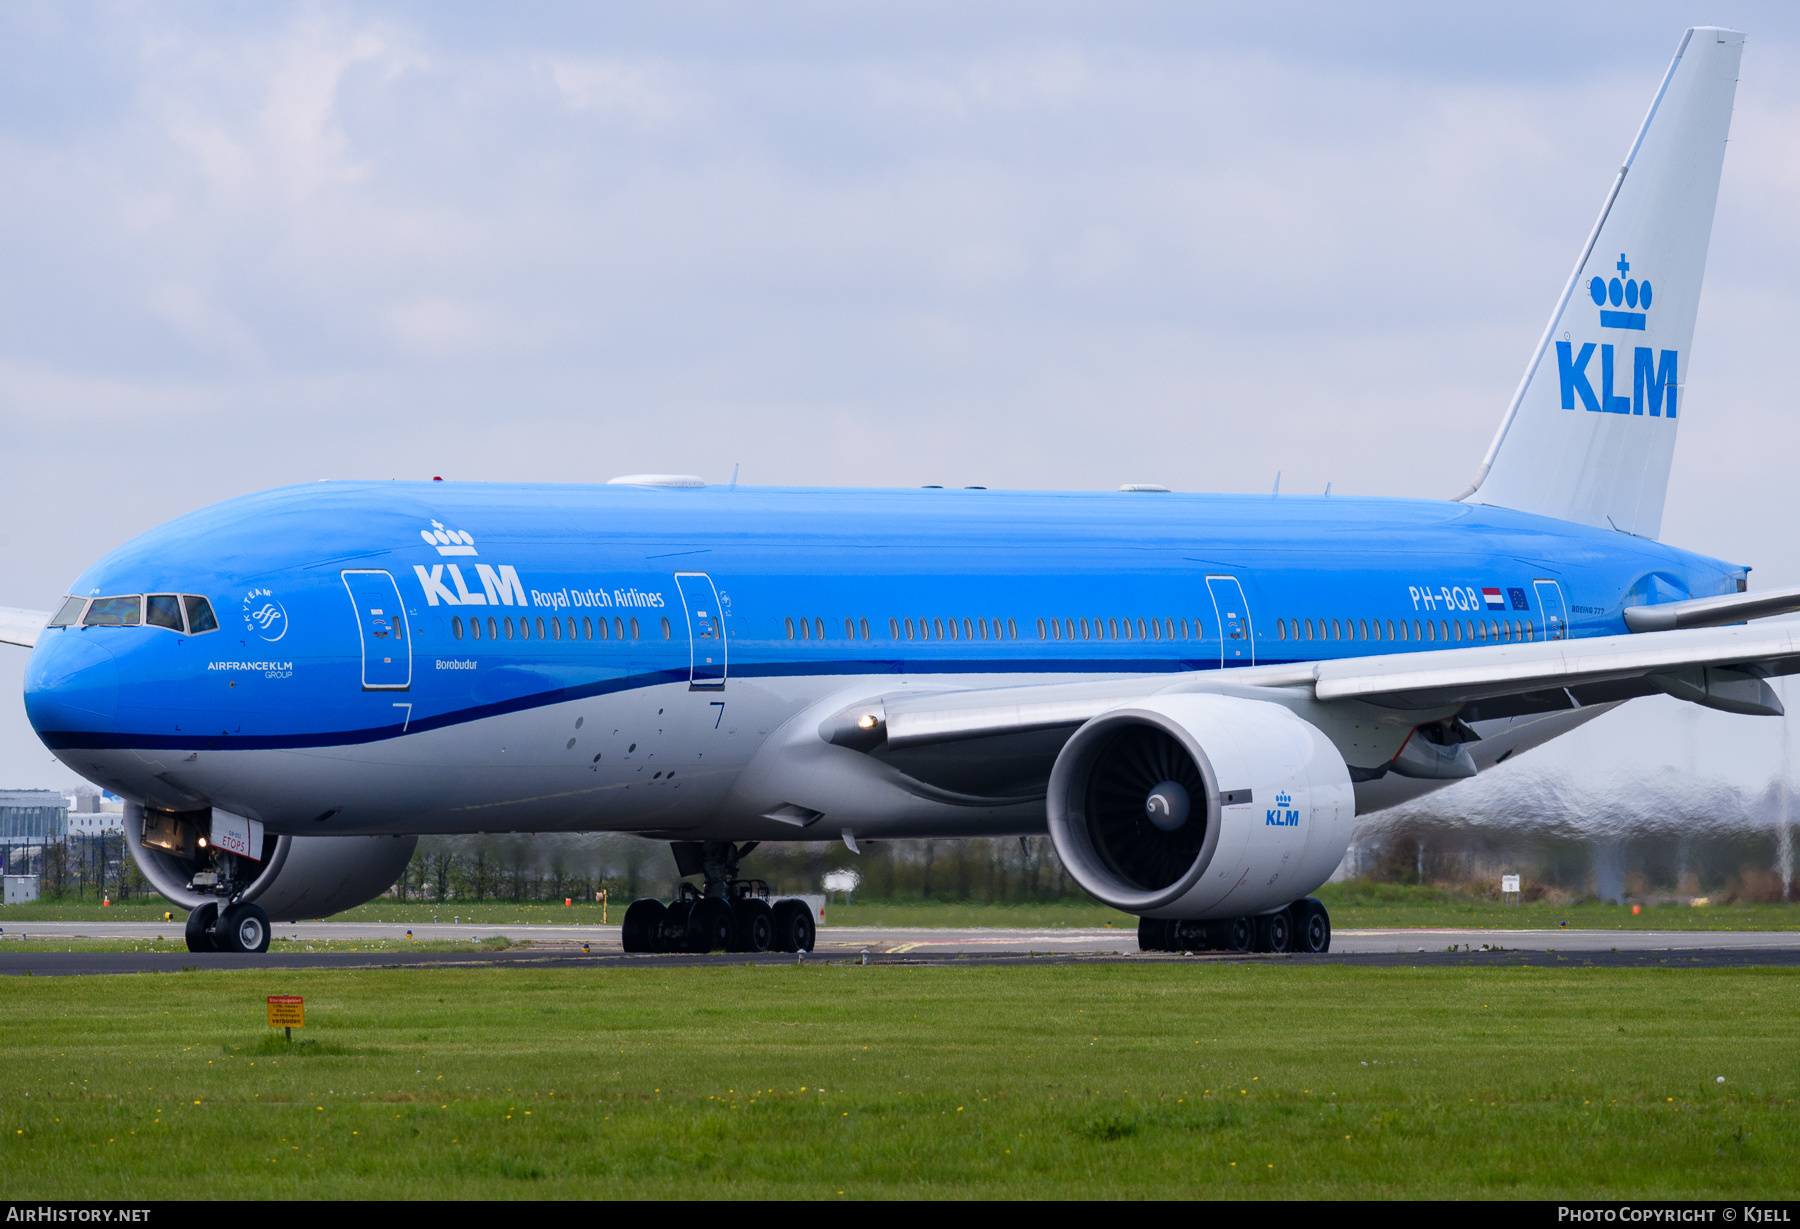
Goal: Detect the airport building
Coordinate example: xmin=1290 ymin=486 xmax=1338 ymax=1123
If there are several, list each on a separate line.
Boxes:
xmin=0 ymin=789 xmax=70 ymax=877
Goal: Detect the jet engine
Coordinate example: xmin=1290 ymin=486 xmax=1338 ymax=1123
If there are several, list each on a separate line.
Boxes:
xmin=1046 ymin=694 xmax=1354 ymax=921
xmin=125 ymin=803 xmax=417 ymax=923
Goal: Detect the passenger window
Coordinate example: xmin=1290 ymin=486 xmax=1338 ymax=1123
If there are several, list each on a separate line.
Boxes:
xmin=471 ymin=616 xmax=483 ymax=641
xmin=1331 ymin=619 xmax=1340 ymax=640
xmin=1304 ymin=619 xmax=1314 ymax=640
xmin=845 ymin=618 xmax=856 ymax=639
xmin=1050 ymin=619 xmax=1061 ymax=641
xmin=663 ymin=617 xmax=673 ymax=639
xmin=799 ymin=618 xmax=809 ymax=640
xmin=1037 ymin=618 xmax=1047 ymax=639
xmin=1064 ymin=618 xmax=1075 ymax=640
xmin=1150 ymin=619 xmax=1160 ymax=641
xmin=947 ymin=618 xmax=959 ymax=641
xmin=452 ymin=616 xmax=465 ymax=640
xmin=83 ymin=596 xmax=141 ymax=627
xmin=1524 ymin=620 xmax=1533 ymax=640
xmin=905 ymin=618 xmax=915 ymax=640
xmin=1412 ymin=620 xmax=1422 ymax=640
xmin=1387 ymin=619 xmax=1396 ymax=640
xmin=583 ymin=617 xmax=593 ymax=640
xmin=630 ymin=617 xmax=640 ymax=639
xmin=813 ymin=618 xmax=823 ymax=640
xmin=505 ymin=617 xmax=515 ymax=639
xmin=488 ymin=616 xmax=500 ymax=639
xmin=146 ymin=595 xmax=184 ymax=631
xmin=1277 ymin=620 xmax=1287 ymax=640
xmin=1006 ymin=617 xmax=1017 ymax=640
xmin=1371 ymin=620 xmax=1381 ymax=641
xmin=1359 ymin=619 xmax=1369 ymax=641
xmin=1135 ymin=618 xmax=1146 ymax=640
xmin=890 ymin=618 xmax=901 ymax=639
xmin=613 ymin=617 xmax=625 ymax=639
xmin=550 ymin=617 xmax=561 ymax=640
xmin=963 ymin=617 xmax=974 ymax=640
xmin=860 ymin=617 xmax=871 ymax=640
xmin=1179 ymin=619 xmax=1189 ymax=639
xmin=521 ymin=618 xmax=533 ymax=640
xmin=785 ymin=617 xmax=795 ymax=640
xmin=977 ymin=618 xmax=988 ymax=640
xmin=933 ymin=618 xmax=945 ymax=640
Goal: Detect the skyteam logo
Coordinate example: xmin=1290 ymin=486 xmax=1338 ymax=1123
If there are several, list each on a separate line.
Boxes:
xmin=241 ymin=587 xmax=288 ymax=643
xmin=1556 ymin=254 xmax=1678 ymax=419
xmin=1265 ymin=791 xmax=1300 ymax=828
xmin=420 ymin=520 xmax=478 ymax=556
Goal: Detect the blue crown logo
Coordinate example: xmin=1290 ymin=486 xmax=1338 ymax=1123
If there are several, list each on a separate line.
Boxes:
xmin=1589 ymin=253 xmax=1651 ymax=331
xmin=1275 ymin=791 xmax=1292 ymax=808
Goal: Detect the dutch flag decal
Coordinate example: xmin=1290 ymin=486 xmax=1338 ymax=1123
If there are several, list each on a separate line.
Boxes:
xmin=1483 ymin=588 xmax=1505 ymax=610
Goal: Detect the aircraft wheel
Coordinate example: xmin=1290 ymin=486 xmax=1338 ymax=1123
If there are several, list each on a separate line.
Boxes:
xmin=733 ymin=898 xmax=774 ymax=953
xmin=184 ymin=902 xmax=218 ymax=953
xmin=1137 ymin=917 xmax=1172 ymax=952
xmin=216 ymin=902 xmax=271 ymax=953
xmin=1254 ymin=909 xmax=1293 ymax=954
xmin=1295 ymin=898 xmax=1331 ymax=953
xmin=621 ymin=898 xmax=666 ymax=953
xmin=690 ymin=898 xmax=734 ymax=953
xmin=773 ymin=900 xmax=815 ymax=953
xmin=1208 ymin=916 xmax=1253 ymax=952
xmin=661 ymin=900 xmax=695 ymax=954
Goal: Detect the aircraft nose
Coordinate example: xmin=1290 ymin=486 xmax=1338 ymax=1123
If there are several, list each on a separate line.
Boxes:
xmin=24 ymin=630 xmax=120 ymax=736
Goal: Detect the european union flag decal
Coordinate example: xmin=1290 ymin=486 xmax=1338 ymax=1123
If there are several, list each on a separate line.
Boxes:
xmin=1508 ymin=587 xmax=1530 ymax=611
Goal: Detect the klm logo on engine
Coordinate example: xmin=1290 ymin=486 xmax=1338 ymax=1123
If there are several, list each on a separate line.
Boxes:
xmin=1555 ymin=253 xmax=1677 ymax=418
xmin=1265 ymin=791 xmax=1300 ymax=828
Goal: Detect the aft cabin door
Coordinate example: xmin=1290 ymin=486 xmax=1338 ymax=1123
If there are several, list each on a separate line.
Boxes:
xmin=342 ymin=570 xmax=412 ymax=690
xmin=674 ymin=571 xmax=727 ymax=689
xmin=1205 ymin=575 xmax=1255 ymax=667
xmin=1533 ymin=579 xmax=1569 ymax=641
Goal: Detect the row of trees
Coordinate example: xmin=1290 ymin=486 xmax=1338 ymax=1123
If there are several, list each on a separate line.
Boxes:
xmin=386 ymin=833 xmax=1091 ymax=904
xmin=3 ymin=833 xmax=149 ymax=902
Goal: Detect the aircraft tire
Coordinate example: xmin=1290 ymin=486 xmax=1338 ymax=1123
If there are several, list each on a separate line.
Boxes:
xmin=1253 ymin=909 xmax=1293 ymax=954
xmin=772 ymin=900 xmax=815 ymax=953
xmin=661 ymin=900 xmax=695 ymax=954
xmin=690 ymin=898 xmax=734 ymax=953
xmin=733 ymin=898 xmax=774 ymax=953
xmin=184 ymin=902 xmax=218 ymax=953
xmin=217 ymin=902 xmax=271 ymax=954
xmin=1137 ymin=917 xmax=1171 ymax=952
xmin=621 ymin=898 xmax=666 ymax=954
xmin=1295 ymin=899 xmax=1331 ymax=953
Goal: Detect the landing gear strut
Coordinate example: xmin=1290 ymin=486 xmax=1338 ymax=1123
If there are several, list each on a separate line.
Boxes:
xmin=621 ymin=841 xmax=818 ymax=954
xmin=1138 ymin=898 xmax=1330 ymax=954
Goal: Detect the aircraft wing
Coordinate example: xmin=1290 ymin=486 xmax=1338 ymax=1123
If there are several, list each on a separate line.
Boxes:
xmin=0 ymin=607 xmax=49 ymax=649
xmin=828 ymin=620 xmax=1800 ymax=752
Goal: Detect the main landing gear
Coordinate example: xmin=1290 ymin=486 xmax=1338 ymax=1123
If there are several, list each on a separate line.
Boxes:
xmin=184 ymin=899 xmax=272 ymax=953
xmin=1137 ymin=897 xmax=1330 ymax=955
xmin=621 ymin=840 xmax=817 ymax=954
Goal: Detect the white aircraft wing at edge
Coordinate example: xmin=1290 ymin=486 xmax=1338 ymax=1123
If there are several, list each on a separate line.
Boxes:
xmin=0 ymin=607 xmax=50 ymax=649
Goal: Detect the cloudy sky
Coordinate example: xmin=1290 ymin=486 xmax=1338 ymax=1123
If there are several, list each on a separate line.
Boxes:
xmin=3 ymin=1 xmax=1799 ymax=828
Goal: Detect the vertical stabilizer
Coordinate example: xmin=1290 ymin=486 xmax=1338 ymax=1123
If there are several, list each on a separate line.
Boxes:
xmin=1459 ymin=28 xmax=1743 ymax=539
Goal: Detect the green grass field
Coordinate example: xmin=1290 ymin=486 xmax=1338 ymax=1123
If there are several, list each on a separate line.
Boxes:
xmin=4 ymin=884 xmax=1798 ymax=932
xmin=2 ymin=962 xmax=1796 ymax=1198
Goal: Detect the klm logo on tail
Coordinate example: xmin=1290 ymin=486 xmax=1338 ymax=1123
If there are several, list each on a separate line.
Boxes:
xmin=1555 ymin=253 xmax=1678 ymax=419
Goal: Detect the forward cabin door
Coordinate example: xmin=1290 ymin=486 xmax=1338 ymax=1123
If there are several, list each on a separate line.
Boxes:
xmin=675 ymin=572 xmax=727 ymax=689
xmin=1533 ymin=579 xmax=1570 ymax=641
xmin=342 ymin=570 xmax=412 ymax=690
xmin=1205 ymin=575 xmax=1255 ymax=667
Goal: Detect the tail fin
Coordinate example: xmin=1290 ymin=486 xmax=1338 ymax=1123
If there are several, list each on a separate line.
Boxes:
xmin=1459 ymin=27 xmax=1743 ymax=539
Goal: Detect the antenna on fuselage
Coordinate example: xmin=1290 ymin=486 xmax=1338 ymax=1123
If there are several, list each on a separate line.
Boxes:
xmin=730 ymin=463 xmax=740 ymax=489
xmin=1270 ymin=471 xmax=1281 ymax=496
xmin=1324 ymin=482 xmax=1332 ymax=497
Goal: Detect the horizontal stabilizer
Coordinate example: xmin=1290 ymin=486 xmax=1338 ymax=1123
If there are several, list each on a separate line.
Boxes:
xmin=1623 ymin=583 xmax=1800 ymax=631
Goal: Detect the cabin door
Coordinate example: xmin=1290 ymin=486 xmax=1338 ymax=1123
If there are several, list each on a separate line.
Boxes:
xmin=1206 ymin=575 xmax=1256 ymax=667
xmin=1533 ymin=579 xmax=1569 ymax=641
xmin=675 ymin=572 xmax=727 ymax=689
xmin=341 ymin=570 xmax=412 ymax=690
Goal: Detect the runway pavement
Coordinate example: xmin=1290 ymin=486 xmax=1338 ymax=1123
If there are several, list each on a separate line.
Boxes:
xmin=2 ymin=920 xmax=1798 ymax=975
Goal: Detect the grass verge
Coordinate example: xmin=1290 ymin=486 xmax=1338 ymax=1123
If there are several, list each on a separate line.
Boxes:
xmin=0 ymin=962 xmax=1795 ymax=1198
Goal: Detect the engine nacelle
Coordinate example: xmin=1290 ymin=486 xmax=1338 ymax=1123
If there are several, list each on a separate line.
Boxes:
xmin=126 ymin=803 xmax=416 ymax=922
xmin=1046 ymin=694 xmax=1353 ymax=920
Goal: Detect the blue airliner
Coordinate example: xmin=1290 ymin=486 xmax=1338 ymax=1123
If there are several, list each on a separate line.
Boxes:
xmin=5 ymin=27 xmax=1793 ymax=957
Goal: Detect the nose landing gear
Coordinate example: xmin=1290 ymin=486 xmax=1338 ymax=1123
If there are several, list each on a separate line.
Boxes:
xmin=182 ymin=899 xmax=271 ymax=953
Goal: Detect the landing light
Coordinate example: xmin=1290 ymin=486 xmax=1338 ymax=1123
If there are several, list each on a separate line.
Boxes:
xmin=197 ymin=837 xmax=208 ymax=848
xmin=857 ymin=714 xmax=878 ymax=730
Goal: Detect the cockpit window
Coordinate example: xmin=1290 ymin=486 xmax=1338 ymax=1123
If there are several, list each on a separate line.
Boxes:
xmin=184 ymin=595 xmax=219 ymax=634
xmin=47 ymin=597 xmax=88 ymax=628
xmin=83 ymin=596 xmax=141 ymax=627
xmin=146 ymin=595 xmax=184 ymax=631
